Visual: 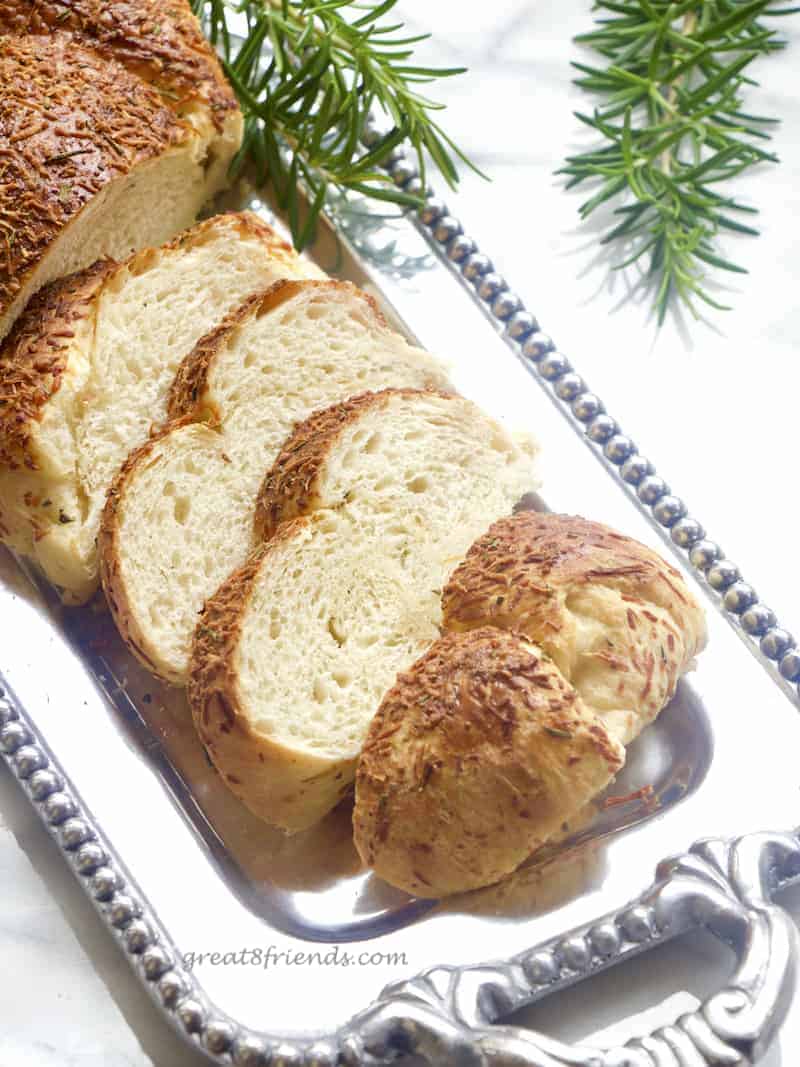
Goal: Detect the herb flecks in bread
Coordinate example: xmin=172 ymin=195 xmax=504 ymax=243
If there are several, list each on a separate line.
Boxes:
xmin=256 ymin=387 xmax=452 ymax=539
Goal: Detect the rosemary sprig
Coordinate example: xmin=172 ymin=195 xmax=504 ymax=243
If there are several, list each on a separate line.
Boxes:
xmin=560 ymin=1 xmax=798 ymax=325
xmin=192 ymin=0 xmax=480 ymax=247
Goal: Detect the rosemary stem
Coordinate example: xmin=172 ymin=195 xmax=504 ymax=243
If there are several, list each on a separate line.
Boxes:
xmin=264 ymin=0 xmax=352 ymax=61
xmin=659 ymin=9 xmax=697 ymax=177
xmin=196 ymin=0 xmax=473 ymax=248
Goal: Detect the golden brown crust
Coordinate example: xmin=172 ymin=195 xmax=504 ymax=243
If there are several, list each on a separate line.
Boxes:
xmin=353 ymin=627 xmax=625 ymax=897
xmin=443 ymin=512 xmax=704 ymax=643
xmin=0 ymin=0 xmax=237 ymax=130
xmin=255 ymin=388 xmax=442 ymax=540
xmin=0 ymin=258 xmax=116 ymax=469
xmin=442 ymin=511 xmax=707 ymax=737
xmin=0 ymin=33 xmax=187 ymax=320
xmin=447 ymin=511 xmax=692 ymax=608
xmin=187 ymin=517 xmax=349 ymax=832
xmin=167 ymin=280 xmax=388 ymax=422
xmin=98 ymin=414 xmax=199 ymax=684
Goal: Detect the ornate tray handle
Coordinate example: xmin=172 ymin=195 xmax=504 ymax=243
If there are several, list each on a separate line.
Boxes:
xmin=343 ymin=833 xmax=800 ymax=1067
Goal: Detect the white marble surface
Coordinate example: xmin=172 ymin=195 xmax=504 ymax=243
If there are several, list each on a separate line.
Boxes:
xmin=2 ymin=3 xmax=800 ymax=1063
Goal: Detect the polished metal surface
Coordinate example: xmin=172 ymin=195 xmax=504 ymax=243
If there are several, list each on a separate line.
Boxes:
xmin=1 ymin=175 xmax=800 ymax=1063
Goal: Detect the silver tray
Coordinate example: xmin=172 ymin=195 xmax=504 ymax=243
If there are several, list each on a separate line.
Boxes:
xmin=2 ymin=164 xmax=800 ymax=1067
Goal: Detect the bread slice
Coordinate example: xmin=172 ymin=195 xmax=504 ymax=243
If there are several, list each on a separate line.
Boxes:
xmin=100 ymin=288 xmax=455 ymax=683
xmin=353 ymin=627 xmax=625 ymax=897
xmin=0 ymin=213 xmax=323 ymax=601
xmin=442 ymin=512 xmax=707 ymax=745
xmin=0 ymin=30 xmax=241 ymax=339
xmin=186 ymin=389 xmax=538 ymax=831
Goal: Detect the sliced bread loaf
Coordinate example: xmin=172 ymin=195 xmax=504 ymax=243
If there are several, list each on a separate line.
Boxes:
xmin=100 ymin=291 xmax=456 ymax=684
xmin=0 ymin=213 xmax=323 ymax=601
xmin=185 ymin=389 xmax=538 ymax=831
xmin=0 ymin=30 xmax=241 ymax=339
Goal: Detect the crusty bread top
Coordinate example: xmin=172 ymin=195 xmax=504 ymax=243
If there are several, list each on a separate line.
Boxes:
xmin=167 ymin=280 xmax=396 ymax=422
xmin=0 ymin=259 xmax=116 ymax=469
xmin=442 ymin=512 xmax=707 ymax=742
xmin=0 ymin=0 xmax=236 ymax=130
xmin=256 ymin=388 xmax=449 ymax=539
xmin=0 ymin=211 xmax=286 ymax=474
xmin=0 ymin=33 xmax=187 ymax=320
xmin=443 ymin=511 xmax=703 ymax=644
xmin=353 ymin=627 xmax=625 ymax=897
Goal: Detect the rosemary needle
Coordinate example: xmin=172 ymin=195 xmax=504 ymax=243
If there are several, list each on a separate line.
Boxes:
xmin=192 ymin=0 xmax=482 ymax=248
xmin=560 ymin=1 xmax=798 ymax=326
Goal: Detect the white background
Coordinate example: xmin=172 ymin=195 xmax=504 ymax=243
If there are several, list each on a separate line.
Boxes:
xmin=2 ymin=3 xmax=799 ymax=1063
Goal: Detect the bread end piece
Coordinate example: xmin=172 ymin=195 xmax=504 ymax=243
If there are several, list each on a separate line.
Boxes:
xmin=442 ymin=512 xmax=707 ymax=744
xmin=353 ymin=627 xmax=625 ymax=897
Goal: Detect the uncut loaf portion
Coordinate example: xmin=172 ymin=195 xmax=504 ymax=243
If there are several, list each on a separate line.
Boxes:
xmin=0 ymin=213 xmax=323 ymax=601
xmin=99 ymin=286 xmax=455 ymax=685
xmin=0 ymin=0 xmax=241 ymax=178
xmin=354 ymin=627 xmax=625 ymax=897
xmin=353 ymin=512 xmax=707 ymax=897
xmin=0 ymin=23 xmax=241 ymax=340
xmin=186 ymin=388 xmax=537 ymax=832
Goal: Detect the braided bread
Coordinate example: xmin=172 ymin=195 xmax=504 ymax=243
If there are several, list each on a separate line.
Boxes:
xmin=353 ymin=512 xmax=706 ymax=896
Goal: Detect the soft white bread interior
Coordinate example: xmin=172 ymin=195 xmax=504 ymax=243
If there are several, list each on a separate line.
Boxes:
xmin=186 ymin=389 xmax=538 ymax=831
xmin=0 ymin=30 xmax=242 ymax=340
xmin=0 ymin=213 xmax=323 ymax=601
xmin=100 ymin=288 xmax=456 ymax=684
xmin=353 ymin=627 xmax=626 ymax=897
xmin=353 ymin=511 xmax=706 ymax=896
